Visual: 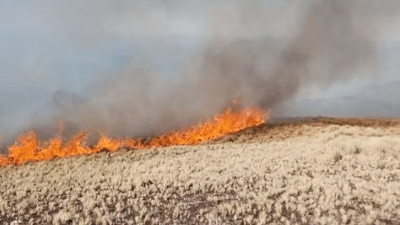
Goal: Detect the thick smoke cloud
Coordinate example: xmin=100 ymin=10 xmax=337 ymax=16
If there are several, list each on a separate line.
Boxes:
xmin=197 ymin=0 xmax=376 ymax=110
xmin=1 ymin=0 xmax=398 ymax=149
xmin=50 ymin=0 xmax=374 ymax=138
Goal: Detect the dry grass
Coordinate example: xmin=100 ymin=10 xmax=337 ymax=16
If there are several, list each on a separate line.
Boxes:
xmin=0 ymin=118 xmax=399 ymax=224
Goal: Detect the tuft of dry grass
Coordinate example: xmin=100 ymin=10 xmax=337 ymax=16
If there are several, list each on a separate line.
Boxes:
xmin=333 ymin=152 xmax=343 ymax=163
xmin=0 ymin=118 xmax=399 ymax=224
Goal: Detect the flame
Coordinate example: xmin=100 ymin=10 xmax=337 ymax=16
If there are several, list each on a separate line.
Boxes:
xmin=0 ymin=106 xmax=267 ymax=166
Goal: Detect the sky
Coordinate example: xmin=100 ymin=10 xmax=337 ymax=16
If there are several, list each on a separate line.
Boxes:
xmin=0 ymin=0 xmax=399 ymax=144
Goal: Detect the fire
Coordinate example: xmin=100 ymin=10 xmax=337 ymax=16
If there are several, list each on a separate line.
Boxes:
xmin=0 ymin=106 xmax=268 ymax=166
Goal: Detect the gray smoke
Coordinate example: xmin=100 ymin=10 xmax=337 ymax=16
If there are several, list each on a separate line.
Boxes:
xmin=2 ymin=0 xmax=396 ymax=149
xmin=52 ymin=0 xmax=373 ymax=137
xmin=201 ymin=0 xmax=376 ymax=108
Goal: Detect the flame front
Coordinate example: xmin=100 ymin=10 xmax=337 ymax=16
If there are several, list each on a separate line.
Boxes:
xmin=0 ymin=106 xmax=267 ymax=166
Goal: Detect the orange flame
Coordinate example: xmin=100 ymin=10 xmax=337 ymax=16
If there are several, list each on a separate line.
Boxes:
xmin=0 ymin=106 xmax=268 ymax=166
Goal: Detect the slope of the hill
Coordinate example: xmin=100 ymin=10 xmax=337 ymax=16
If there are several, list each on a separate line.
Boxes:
xmin=0 ymin=118 xmax=399 ymax=225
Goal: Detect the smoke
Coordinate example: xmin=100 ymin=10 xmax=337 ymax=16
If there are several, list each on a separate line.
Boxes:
xmin=204 ymin=0 xmax=378 ymax=109
xmin=1 ymin=0 xmax=397 ymax=148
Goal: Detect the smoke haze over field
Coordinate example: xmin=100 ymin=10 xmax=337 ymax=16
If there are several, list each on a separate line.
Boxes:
xmin=1 ymin=0 xmax=400 ymax=149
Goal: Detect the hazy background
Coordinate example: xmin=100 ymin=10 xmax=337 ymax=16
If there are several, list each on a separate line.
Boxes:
xmin=0 ymin=0 xmax=399 ymax=148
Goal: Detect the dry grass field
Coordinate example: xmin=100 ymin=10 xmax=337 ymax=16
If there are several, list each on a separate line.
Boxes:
xmin=0 ymin=118 xmax=399 ymax=225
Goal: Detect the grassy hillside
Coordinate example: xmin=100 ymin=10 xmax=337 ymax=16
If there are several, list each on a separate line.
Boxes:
xmin=0 ymin=118 xmax=399 ymax=224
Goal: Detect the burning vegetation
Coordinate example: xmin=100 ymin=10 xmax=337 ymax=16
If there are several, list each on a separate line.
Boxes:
xmin=0 ymin=106 xmax=267 ymax=166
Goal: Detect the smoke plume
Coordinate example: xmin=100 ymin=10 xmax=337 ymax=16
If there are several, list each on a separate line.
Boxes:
xmin=2 ymin=0 xmax=394 ymax=149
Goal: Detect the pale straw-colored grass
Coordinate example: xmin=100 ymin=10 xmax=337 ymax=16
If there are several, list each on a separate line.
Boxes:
xmin=0 ymin=119 xmax=399 ymax=224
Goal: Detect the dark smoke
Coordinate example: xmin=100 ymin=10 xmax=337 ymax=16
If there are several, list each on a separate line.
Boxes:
xmin=197 ymin=0 xmax=375 ymax=110
xmin=52 ymin=0 xmax=374 ymax=137
xmin=1 ymin=0 xmax=391 ymax=149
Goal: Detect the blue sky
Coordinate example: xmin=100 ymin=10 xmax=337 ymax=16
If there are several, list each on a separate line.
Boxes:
xmin=0 ymin=0 xmax=399 ymax=142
